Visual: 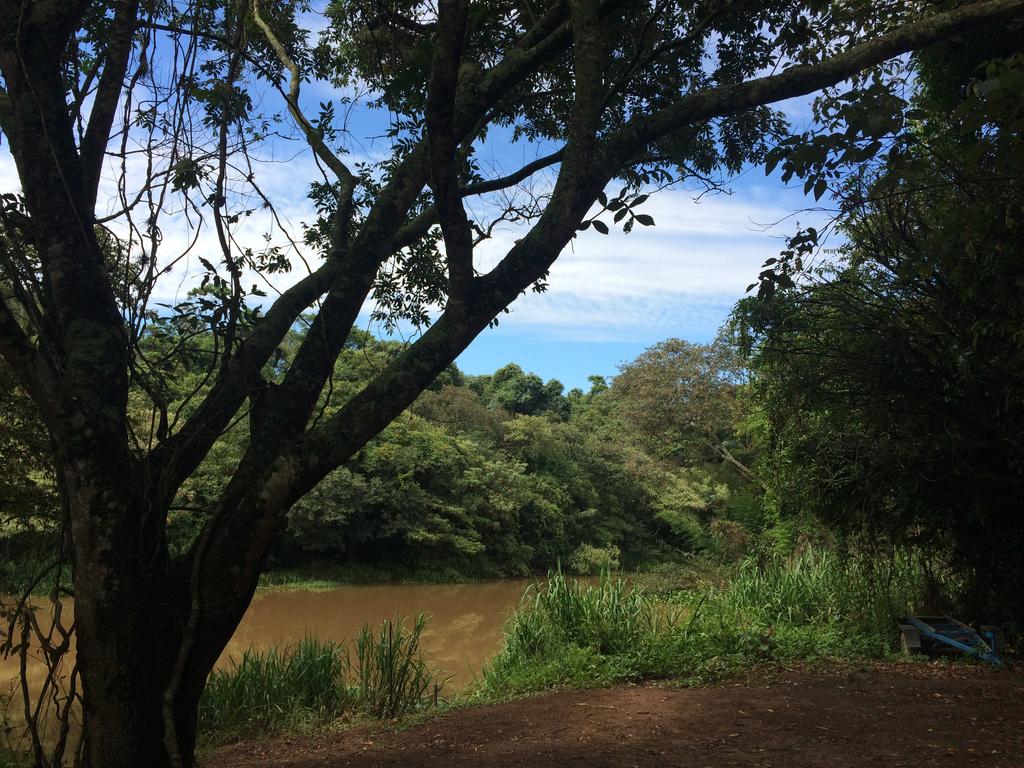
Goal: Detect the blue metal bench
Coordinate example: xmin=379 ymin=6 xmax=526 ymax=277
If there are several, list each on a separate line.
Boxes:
xmin=898 ymin=615 xmax=1004 ymax=666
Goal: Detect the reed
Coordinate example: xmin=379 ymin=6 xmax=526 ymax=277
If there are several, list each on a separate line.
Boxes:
xmin=354 ymin=613 xmax=441 ymax=719
xmin=198 ymin=614 xmax=443 ymax=740
xmin=198 ymin=636 xmax=350 ymax=737
xmin=715 ymin=548 xmax=928 ymax=633
xmin=481 ymin=548 xmax=931 ymax=696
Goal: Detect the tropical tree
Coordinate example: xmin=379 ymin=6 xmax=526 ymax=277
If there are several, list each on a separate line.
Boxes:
xmin=613 ymin=336 xmax=759 ymax=485
xmin=0 ymin=0 xmax=1021 ymax=764
xmin=734 ymin=48 xmax=1024 ymax=622
xmin=470 ymin=363 xmax=569 ymax=418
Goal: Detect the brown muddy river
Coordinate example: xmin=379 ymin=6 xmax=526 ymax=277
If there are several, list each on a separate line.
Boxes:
xmin=222 ymin=579 xmax=535 ymax=687
xmin=1 ymin=578 xmax=538 ymax=707
xmin=0 ymin=579 xmax=540 ymax=757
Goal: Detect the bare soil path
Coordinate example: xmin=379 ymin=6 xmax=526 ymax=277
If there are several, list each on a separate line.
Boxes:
xmin=209 ymin=662 xmax=1024 ymax=768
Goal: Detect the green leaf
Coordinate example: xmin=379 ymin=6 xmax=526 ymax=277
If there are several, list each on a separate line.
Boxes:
xmin=634 ymin=214 xmax=655 ymax=227
xmin=592 ymin=220 xmax=610 ymax=235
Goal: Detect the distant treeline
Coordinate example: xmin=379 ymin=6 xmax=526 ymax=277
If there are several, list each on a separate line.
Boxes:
xmin=185 ymin=335 xmax=767 ymax=577
xmin=0 ymin=328 xmax=764 ymax=586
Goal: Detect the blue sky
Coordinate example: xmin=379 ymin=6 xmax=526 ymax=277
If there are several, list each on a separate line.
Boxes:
xmin=452 ymin=170 xmax=829 ymax=390
xmin=0 ymin=11 xmax=837 ymax=393
xmin=284 ymin=27 xmax=837 ymax=391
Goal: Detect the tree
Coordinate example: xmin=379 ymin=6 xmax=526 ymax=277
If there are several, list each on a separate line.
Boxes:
xmin=734 ymin=49 xmax=1024 ymax=621
xmin=471 ymin=363 xmax=569 ymax=418
xmin=1 ymin=0 xmax=1021 ymax=764
xmin=613 ymin=336 xmax=759 ymax=486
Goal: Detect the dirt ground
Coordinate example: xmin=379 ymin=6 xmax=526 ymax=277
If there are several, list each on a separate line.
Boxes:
xmin=209 ymin=662 xmax=1024 ymax=768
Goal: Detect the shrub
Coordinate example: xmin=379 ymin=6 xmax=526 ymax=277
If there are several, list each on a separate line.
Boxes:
xmin=567 ymin=544 xmax=620 ymax=575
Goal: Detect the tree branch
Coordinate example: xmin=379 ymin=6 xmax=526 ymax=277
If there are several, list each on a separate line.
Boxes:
xmin=0 ymin=293 xmax=62 ymax=432
xmin=79 ymin=0 xmax=140 ymax=212
xmin=167 ymin=0 xmax=637 ymax=664
xmin=0 ymin=85 xmax=14 ymax=143
xmin=171 ymin=0 xmax=590 ymax=489
xmin=251 ymin=0 xmax=355 ymax=192
xmin=605 ymin=0 xmax=1024 ymax=165
xmin=391 ymin=148 xmax=565 ymax=251
xmin=426 ymin=0 xmax=475 ymax=305
xmin=154 ymin=258 xmax=340 ymax=492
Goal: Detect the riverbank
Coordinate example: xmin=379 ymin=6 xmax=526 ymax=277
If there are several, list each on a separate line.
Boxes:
xmin=210 ymin=660 xmax=1024 ymax=767
xmin=0 ymin=550 xmax=982 ymax=763
xmin=254 ymin=561 xmax=695 ymax=592
xmin=196 ymin=550 xmax=936 ymax=746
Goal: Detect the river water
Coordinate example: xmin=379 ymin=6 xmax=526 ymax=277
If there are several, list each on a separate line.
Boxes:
xmin=221 ymin=579 xmax=535 ymax=687
xmin=1 ymin=578 xmax=538 ymax=712
xmin=1 ymin=578 xmax=540 ymax=757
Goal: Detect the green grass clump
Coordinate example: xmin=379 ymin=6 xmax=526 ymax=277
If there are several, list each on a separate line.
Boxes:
xmin=504 ymin=568 xmax=675 ymax=657
xmin=199 ymin=615 xmax=444 ymax=740
xmin=479 ymin=569 xmax=679 ymax=695
xmin=355 ymin=613 xmax=441 ymax=719
xmin=480 ymin=548 xmax=931 ymax=697
xmin=198 ymin=636 xmax=350 ymax=737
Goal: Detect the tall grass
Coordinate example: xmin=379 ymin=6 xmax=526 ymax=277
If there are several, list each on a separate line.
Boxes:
xmin=679 ymin=547 xmax=939 ymax=670
xmin=714 ymin=548 xmax=929 ymax=637
xmin=480 ymin=548 xmax=933 ymax=696
xmin=198 ymin=637 xmax=350 ymax=736
xmin=480 ymin=569 xmax=678 ymax=694
xmin=199 ymin=615 xmax=444 ymax=740
xmin=355 ymin=613 xmax=441 ymax=719
xmin=502 ymin=569 xmax=675 ymax=658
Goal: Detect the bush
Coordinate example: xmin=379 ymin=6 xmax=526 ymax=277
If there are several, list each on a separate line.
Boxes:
xmin=708 ymin=519 xmax=749 ymax=560
xmin=567 ymin=544 xmax=620 ymax=575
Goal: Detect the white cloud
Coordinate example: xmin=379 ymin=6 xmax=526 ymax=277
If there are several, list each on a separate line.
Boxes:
xmin=469 ymin=189 xmax=827 ymax=341
xmin=1 ymin=131 xmax=824 ymax=345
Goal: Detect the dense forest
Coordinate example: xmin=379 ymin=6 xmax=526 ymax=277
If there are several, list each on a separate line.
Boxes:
xmin=1 ymin=329 xmax=763 ymax=584
xmin=734 ymin=42 xmax=1024 ymax=623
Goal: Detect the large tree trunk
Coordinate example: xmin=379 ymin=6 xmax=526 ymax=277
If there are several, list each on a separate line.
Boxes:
xmin=61 ymin=459 xmax=214 ymax=768
xmin=71 ymin=547 xmax=217 ymax=768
